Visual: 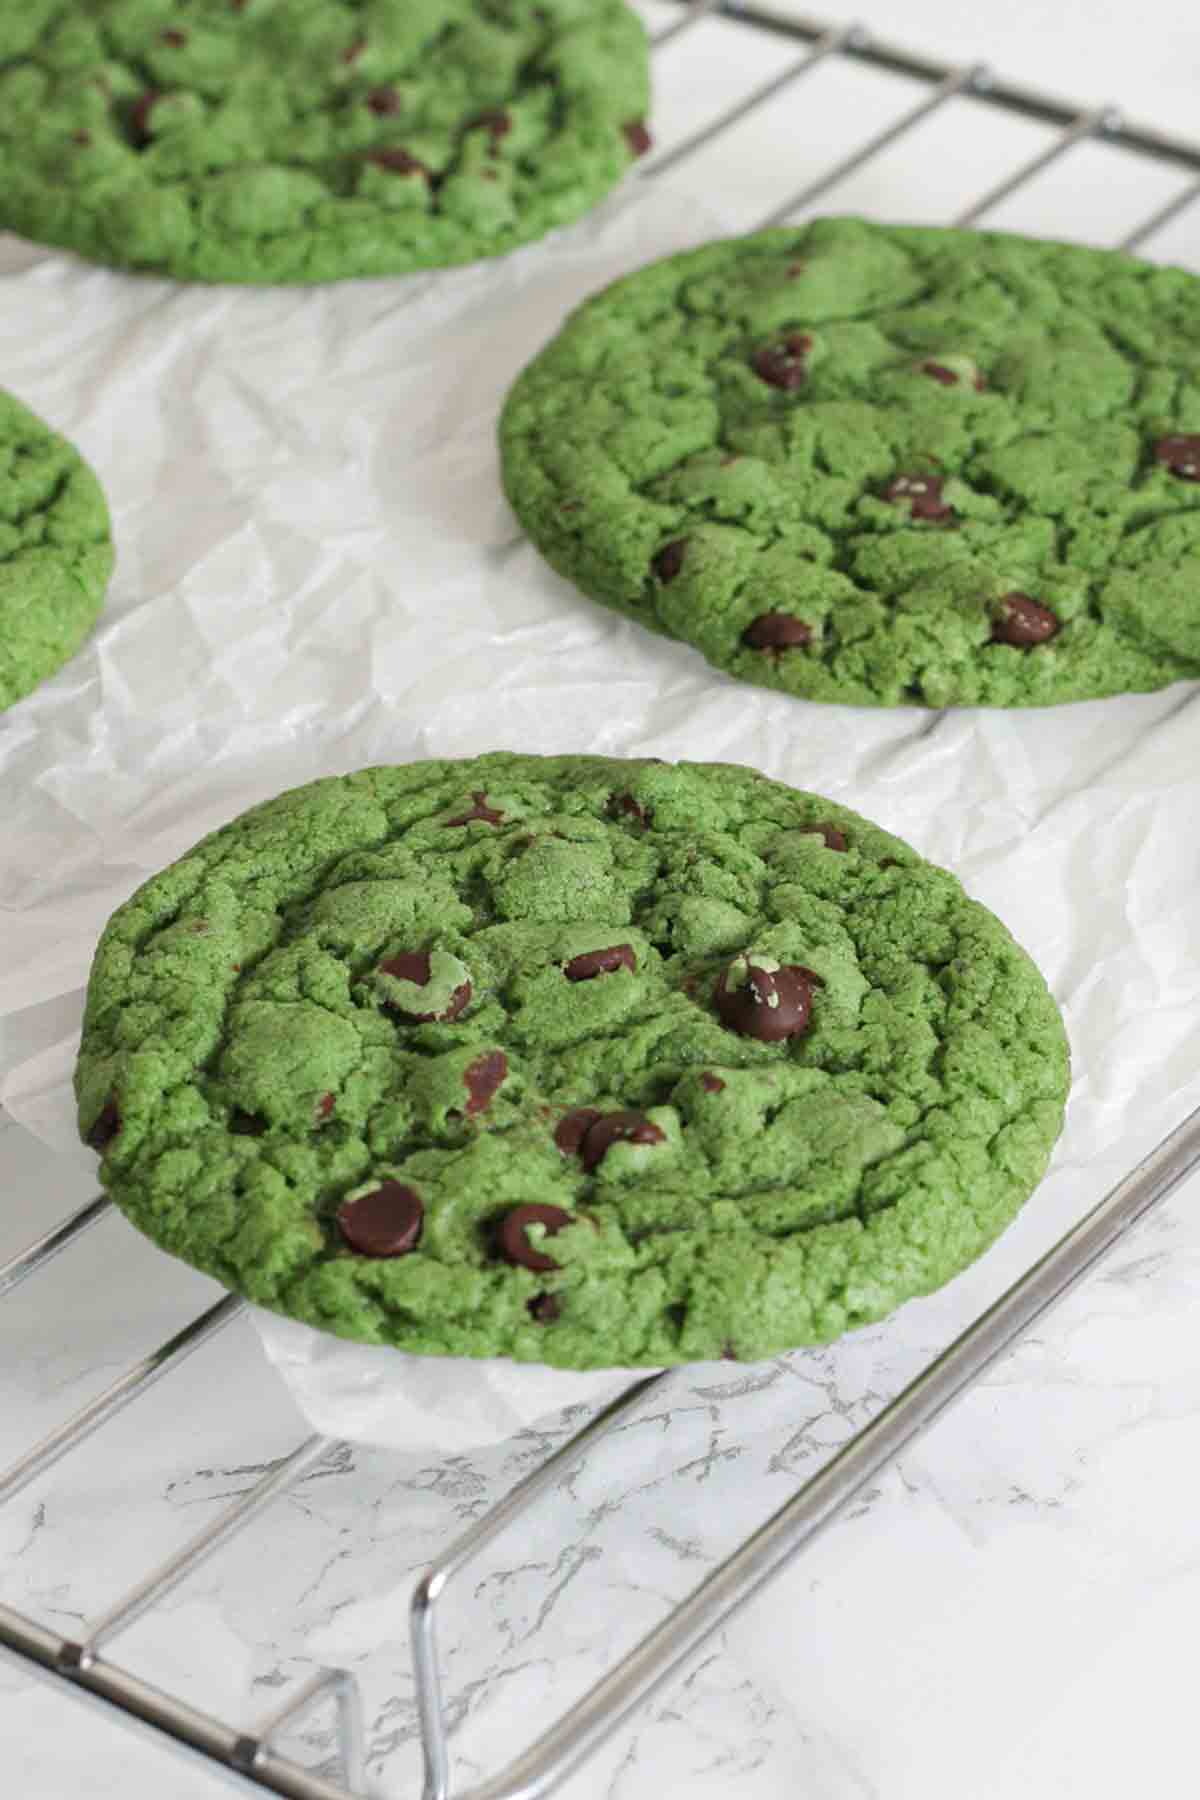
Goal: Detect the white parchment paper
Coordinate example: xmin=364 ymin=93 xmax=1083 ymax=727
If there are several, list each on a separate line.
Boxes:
xmin=3 ymin=160 xmax=1200 ymax=1467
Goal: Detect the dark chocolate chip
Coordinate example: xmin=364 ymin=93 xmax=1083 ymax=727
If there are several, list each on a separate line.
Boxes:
xmin=804 ymin=821 xmax=847 ymax=851
xmin=751 ymin=333 xmax=811 ymax=391
xmin=317 ymin=1092 xmax=336 ymax=1121
xmin=742 ymin=612 xmax=812 ymax=652
xmin=699 ymin=1072 xmax=725 ymax=1093
xmin=607 ymin=791 xmax=651 ymax=830
xmin=921 ymin=360 xmax=960 ymax=386
xmin=463 ymin=1050 xmax=507 ymax=1115
xmin=129 ymin=90 xmax=162 ymax=146
xmin=337 ymin=1181 xmax=423 ymax=1257
xmin=1153 ymin=434 xmax=1200 ymax=481
xmin=882 ymin=473 xmax=954 ymax=522
xmin=230 ymin=1110 xmax=266 ymax=1137
xmin=86 ymin=1097 xmax=121 ymax=1152
xmin=446 ymin=790 xmax=504 ymax=826
xmin=497 ymin=1203 xmax=573 ymax=1272
xmin=377 ymin=950 xmax=472 ymax=1023
xmin=580 ymin=1109 xmax=665 ymax=1173
xmin=623 ymin=119 xmax=652 ymax=156
xmin=991 ymin=592 xmax=1059 ymax=647
xmin=563 ymin=944 xmax=636 ymax=982
xmin=527 ymin=1292 xmax=562 ymax=1324
xmin=368 ymin=146 xmax=430 ymax=179
xmin=555 ymin=1107 xmax=603 ymax=1156
xmin=366 ymin=85 xmax=401 ymax=115
xmin=714 ymin=958 xmax=817 ymax=1042
xmin=652 ymin=539 xmax=686 ymax=583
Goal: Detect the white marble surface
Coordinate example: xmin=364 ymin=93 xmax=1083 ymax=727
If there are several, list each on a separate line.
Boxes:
xmin=5 ymin=4 xmax=1200 ymax=1797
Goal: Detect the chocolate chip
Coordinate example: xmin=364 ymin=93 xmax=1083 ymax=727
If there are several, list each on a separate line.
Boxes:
xmin=804 ymin=822 xmax=847 ymax=851
xmin=337 ymin=1181 xmax=423 ymax=1257
xmin=715 ymin=957 xmax=817 ymax=1042
xmin=882 ymin=473 xmax=954 ymax=522
xmin=991 ymin=592 xmax=1059 ymax=647
xmin=751 ymin=333 xmax=811 ymax=391
xmin=367 ymin=85 xmax=401 ymax=115
xmin=607 ymin=791 xmax=651 ymax=830
xmin=921 ymin=360 xmax=960 ymax=386
xmin=378 ymin=950 xmax=472 ymax=1022
xmin=652 ymin=539 xmax=686 ymax=583
xmin=463 ymin=1051 xmax=507 ymax=1115
xmin=555 ymin=1107 xmax=603 ymax=1156
xmin=472 ymin=107 xmax=512 ymax=140
xmin=86 ymin=1097 xmax=121 ymax=1152
xmin=699 ymin=1072 xmax=725 ymax=1093
xmin=1153 ymin=434 xmax=1200 ymax=481
xmin=527 ymin=1292 xmax=562 ymax=1324
xmin=317 ymin=1092 xmax=336 ymax=1121
xmin=161 ymin=28 xmax=187 ymax=46
xmin=563 ymin=944 xmax=636 ymax=982
xmin=497 ymin=1203 xmax=573 ymax=1272
xmin=580 ymin=1109 xmax=665 ymax=1173
xmin=129 ymin=91 xmax=162 ymax=146
xmin=623 ymin=119 xmax=652 ymax=156
xmin=230 ymin=1110 xmax=266 ymax=1137
xmin=368 ymin=146 xmax=430 ymax=179
xmin=446 ymin=791 xmax=504 ymax=826
xmin=742 ymin=612 xmax=812 ymax=652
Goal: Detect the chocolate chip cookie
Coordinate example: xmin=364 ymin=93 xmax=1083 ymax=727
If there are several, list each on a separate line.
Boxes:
xmin=0 ymin=1 xmax=651 ymax=283
xmin=77 ymin=754 xmax=1069 ymax=1367
xmin=500 ymin=217 xmax=1200 ymax=707
xmin=0 ymin=384 xmax=113 ymax=712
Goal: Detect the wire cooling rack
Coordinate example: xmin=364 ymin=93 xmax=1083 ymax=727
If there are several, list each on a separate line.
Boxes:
xmin=5 ymin=4 xmax=1200 ymax=1797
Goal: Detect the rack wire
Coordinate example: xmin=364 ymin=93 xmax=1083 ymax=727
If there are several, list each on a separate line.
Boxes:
xmin=5 ymin=4 xmax=1200 ymax=1796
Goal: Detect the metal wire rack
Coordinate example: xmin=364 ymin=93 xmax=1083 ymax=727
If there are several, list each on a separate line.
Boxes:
xmin=5 ymin=4 xmax=1200 ymax=1796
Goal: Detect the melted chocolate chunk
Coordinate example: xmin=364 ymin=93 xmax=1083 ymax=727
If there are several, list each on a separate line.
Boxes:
xmin=652 ymin=539 xmax=686 ymax=583
xmin=527 ymin=1292 xmax=562 ymax=1324
xmin=337 ymin=1181 xmax=423 ymax=1257
xmin=367 ymin=85 xmax=401 ymax=115
xmin=804 ymin=821 xmax=847 ymax=851
xmin=446 ymin=791 xmax=504 ymax=827
xmin=86 ymin=1097 xmax=121 ymax=1152
xmin=699 ymin=1072 xmax=725 ymax=1094
xmin=377 ymin=950 xmax=471 ymax=1022
xmin=129 ymin=91 xmax=162 ymax=146
xmin=563 ymin=944 xmax=636 ymax=982
xmin=497 ymin=1204 xmax=573 ymax=1272
xmin=1153 ymin=434 xmax=1200 ymax=481
xmin=623 ymin=119 xmax=652 ymax=156
xmin=882 ymin=473 xmax=954 ymax=522
xmin=368 ymin=146 xmax=430 ymax=179
xmin=230 ymin=1109 xmax=266 ymax=1137
xmin=464 ymin=1051 xmax=507 ymax=1115
xmin=991 ymin=593 xmax=1059 ymax=647
xmin=742 ymin=612 xmax=812 ymax=652
xmin=555 ymin=1107 xmax=603 ymax=1156
xmin=580 ymin=1109 xmax=665 ymax=1173
xmin=751 ymin=333 xmax=811 ymax=391
xmin=715 ymin=958 xmax=817 ymax=1043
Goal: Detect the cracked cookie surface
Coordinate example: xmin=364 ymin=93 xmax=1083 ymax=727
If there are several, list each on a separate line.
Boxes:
xmin=76 ymin=754 xmax=1069 ymax=1368
xmin=500 ymin=217 xmax=1200 ymax=707
xmin=0 ymin=0 xmax=650 ymax=283
xmin=0 ymin=384 xmax=113 ymax=712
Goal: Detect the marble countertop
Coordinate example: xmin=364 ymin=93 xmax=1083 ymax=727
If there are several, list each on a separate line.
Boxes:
xmin=5 ymin=5 xmax=1200 ymax=1797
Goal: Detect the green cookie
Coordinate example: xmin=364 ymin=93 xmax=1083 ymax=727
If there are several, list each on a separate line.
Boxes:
xmin=0 ymin=0 xmax=651 ymax=284
xmin=500 ymin=217 xmax=1200 ymax=707
xmin=77 ymin=754 xmax=1069 ymax=1369
xmin=0 ymin=384 xmax=113 ymax=713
